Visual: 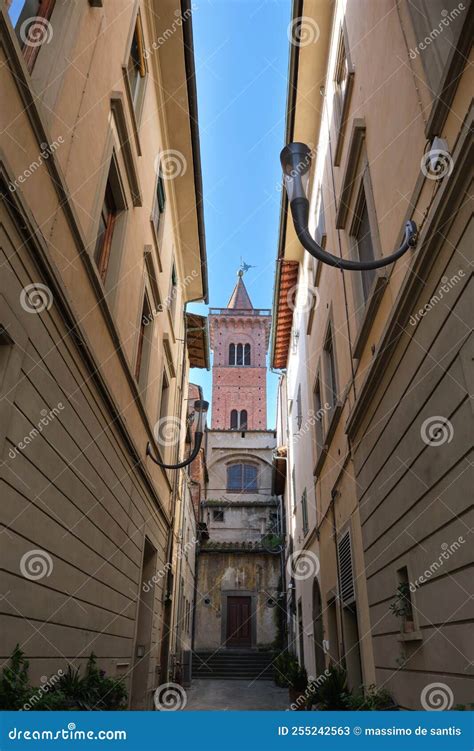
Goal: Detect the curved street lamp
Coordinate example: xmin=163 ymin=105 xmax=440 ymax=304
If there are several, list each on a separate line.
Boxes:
xmin=146 ymin=399 xmax=209 ymax=469
xmin=280 ymin=142 xmax=418 ymax=270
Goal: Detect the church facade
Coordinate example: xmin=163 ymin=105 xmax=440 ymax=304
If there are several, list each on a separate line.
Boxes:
xmin=193 ymin=273 xmax=281 ymax=668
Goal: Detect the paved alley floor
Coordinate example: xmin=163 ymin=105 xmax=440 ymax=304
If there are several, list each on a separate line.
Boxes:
xmin=183 ymin=679 xmax=289 ymax=710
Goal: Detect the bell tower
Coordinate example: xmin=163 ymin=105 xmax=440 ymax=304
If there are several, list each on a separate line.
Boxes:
xmin=209 ymin=269 xmax=271 ymax=430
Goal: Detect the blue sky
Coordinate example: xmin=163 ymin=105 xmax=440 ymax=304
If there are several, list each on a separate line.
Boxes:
xmin=189 ymin=0 xmax=291 ymax=428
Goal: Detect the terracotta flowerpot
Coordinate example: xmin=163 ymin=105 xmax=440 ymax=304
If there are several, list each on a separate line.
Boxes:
xmin=403 ymin=620 xmax=415 ymax=632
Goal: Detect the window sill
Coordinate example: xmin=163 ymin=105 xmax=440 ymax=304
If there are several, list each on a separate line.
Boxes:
xmin=397 ymin=629 xmax=423 ymax=643
xmin=352 ymin=273 xmax=388 ymax=360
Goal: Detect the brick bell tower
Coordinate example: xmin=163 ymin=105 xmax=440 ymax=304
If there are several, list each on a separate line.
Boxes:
xmin=209 ymin=269 xmax=271 ymax=430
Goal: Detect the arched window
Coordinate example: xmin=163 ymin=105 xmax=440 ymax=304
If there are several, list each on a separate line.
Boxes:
xmin=229 ymin=343 xmax=235 ymax=365
xmin=244 ymin=343 xmax=251 ymax=366
xmin=239 ymin=410 xmax=248 ymax=430
xmin=236 ymin=343 xmax=243 ymax=365
xmin=226 ymin=463 xmax=258 ymax=492
xmin=230 ymin=409 xmax=238 ymax=429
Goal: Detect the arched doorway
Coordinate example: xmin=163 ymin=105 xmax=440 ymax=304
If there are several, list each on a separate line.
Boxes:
xmin=312 ymin=578 xmax=326 ymax=676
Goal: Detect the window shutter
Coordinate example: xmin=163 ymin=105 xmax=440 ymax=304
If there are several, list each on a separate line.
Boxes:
xmin=301 ymin=488 xmax=308 ymax=535
xmin=337 ymin=530 xmax=355 ymax=604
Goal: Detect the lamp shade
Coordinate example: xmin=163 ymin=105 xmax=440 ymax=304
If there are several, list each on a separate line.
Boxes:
xmin=280 ymin=142 xmax=312 ymax=201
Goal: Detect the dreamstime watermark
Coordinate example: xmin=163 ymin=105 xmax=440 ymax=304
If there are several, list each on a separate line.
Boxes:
xmin=20 ymin=549 xmax=53 ymax=581
xmin=409 ymin=4 xmax=466 ymax=60
xmin=287 ymin=281 xmax=320 ymax=314
xmin=142 ymin=537 xmax=198 ymax=593
xmin=154 ymin=682 xmax=187 ymax=710
xmin=409 ymin=270 xmax=465 ymax=325
xmin=8 ymin=724 xmax=127 ymax=741
xmin=420 ymin=148 xmax=454 ymax=180
xmin=8 ymin=403 xmax=65 ymax=460
xmin=20 ymin=283 xmax=53 ymax=314
xmin=420 ymin=416 xmax=454 ymax=446
xmin=410 ymin=537 xmax=465 ymax=592
xmin=155 ymin=149 xmax=187 ymax=180
xmin=19 ymin=15 xmax=53 ymax=48
xmin=9 ymin=138 xmax=64 ymax=193
xmin=287 ymin=550 xmax=320 ymax=581
xmin=22 ymin=670 xmax=64 ymax=711
xmin=420 ymin=682 xmax=454 ymax=710
xmin=153 ymin=416 xmax=187 ymax=448
xmin=287 ymin=16 xmax=320 ymax=47
xmin=293 ymin=406 xmax=330 ymax=445
xmin=143 ymin=4 xmax=197 ymax=59
xmin=289 ymin=669 xmax=331 ymax=710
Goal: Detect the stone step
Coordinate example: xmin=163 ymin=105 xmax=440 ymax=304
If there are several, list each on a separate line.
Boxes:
xmin=192 ymin=650 xmax=275 ymax=680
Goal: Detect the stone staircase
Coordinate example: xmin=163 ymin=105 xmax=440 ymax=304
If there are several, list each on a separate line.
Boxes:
xmin=192 ymin=650 xmax=274 ymax=680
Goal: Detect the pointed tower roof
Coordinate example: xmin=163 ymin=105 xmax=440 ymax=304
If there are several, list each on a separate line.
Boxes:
xmin=227 ymin=271 xmax=254 ymax=310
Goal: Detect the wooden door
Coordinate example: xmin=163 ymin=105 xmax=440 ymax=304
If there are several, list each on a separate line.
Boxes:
xmin=226 ymin=596 xmax=252 ymax=647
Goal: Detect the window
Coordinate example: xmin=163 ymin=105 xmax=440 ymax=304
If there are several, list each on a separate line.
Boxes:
xmin=313 ymin=378 xmax=324 ymax=453
xmin=333 ymin=24 xmax=354 ymax=164
xmin=135 ymin=293 xmax=152 ymax=387
xmin=236 ymin=343 xmax=243 ymax=365
xmin=296 ymin=384 xmax=303 ymax=431
xmin=152 ymin=166 xmax=166 ymax=238
xmin=229 ymin=342 xmax=251 ymax=366
xmin=407 ymin=0 xmax=469 ymax=104
xmin=230 ymin=409 xmax=247 ymax=430
xmin=352 ymin=191 xmax=375 ymax=304
xmin=94 ymin=182 xmax=117 ymax=282
xmin=170 ymin=262 xmax=178 ymax=320
xmin=11 ymin=1 xmax=56 ymax=72
xmin=301 ymin=488 xmax=308 ymax=536
xmin=244 ymin=343 xmax=251 ymax=365
xmin=127 ymin=13 xmax=147 ymax=114
xmin=159 ymin=370 xmax=170 ymax=424
xmin=226 ymin=463 xmax=258 ymax=493
xmin=93 ymin=157 xmax=126 ymax=285
xmin=323 ymin=325 xmax=338 ymax=409
xmin=212 ymin=509 xmax=224 ymax=522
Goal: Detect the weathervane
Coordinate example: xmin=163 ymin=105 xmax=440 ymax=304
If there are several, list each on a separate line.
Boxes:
xmin=238 ymin=258 xmax=256 ymax=277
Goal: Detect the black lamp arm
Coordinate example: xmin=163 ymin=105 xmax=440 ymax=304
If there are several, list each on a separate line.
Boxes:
xmin=290 ymin=197 xmax=417 ymax=271
xmin=146 ymin=431 xmax=203 ymax=470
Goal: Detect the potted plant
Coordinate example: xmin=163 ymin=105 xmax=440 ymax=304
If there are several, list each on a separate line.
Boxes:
xmin=287 ymin=659 xmax=308 ymax=709
xmin=390 ymin=582 xmax=414 ymax=632
xmin=310 ymin=663 xmax=349 ymax=710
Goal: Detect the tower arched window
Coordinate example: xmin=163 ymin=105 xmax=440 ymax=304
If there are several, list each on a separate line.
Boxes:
xmin=229 ymin=342 xmax=251 ymax=366
xmin=230 ymin=409 xmax=238 ymax=429
xmin=240 ymin=410 xmax=248 ymax=430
